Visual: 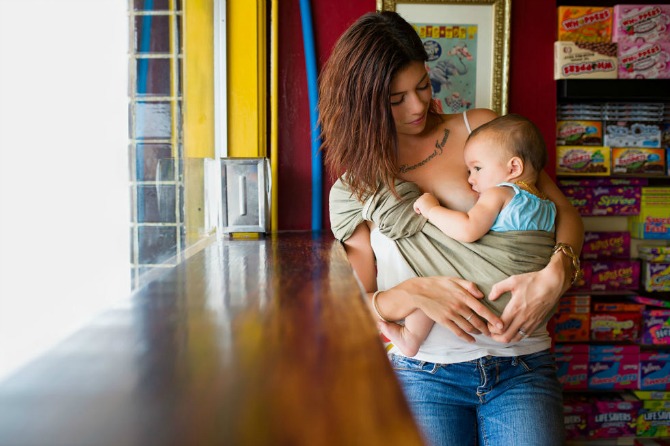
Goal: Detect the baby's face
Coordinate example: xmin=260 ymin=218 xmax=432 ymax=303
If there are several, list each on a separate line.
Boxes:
xmin=463 ymin=135 xmax=511 ymax=194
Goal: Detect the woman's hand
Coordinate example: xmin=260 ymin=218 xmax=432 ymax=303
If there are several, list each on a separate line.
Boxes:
xmin=381 ymin=276 xmax=504 ymax=343
xmin=487 ymin=254 xmax=568 ymax=343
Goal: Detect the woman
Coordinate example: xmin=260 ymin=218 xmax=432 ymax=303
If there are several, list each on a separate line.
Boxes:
xmin=320 ymin=11 xmax=583 ymax=446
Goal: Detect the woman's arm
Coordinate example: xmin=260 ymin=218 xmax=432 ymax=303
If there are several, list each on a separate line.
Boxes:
xmin=342 ymin=222 xmax=503 ymax=342
xmin=488 ymin=171 xmax=584 ymax=342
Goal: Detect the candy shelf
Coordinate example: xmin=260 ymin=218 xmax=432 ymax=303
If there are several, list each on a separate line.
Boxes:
xmin=557 ymin=79 xmax=670 ymax=103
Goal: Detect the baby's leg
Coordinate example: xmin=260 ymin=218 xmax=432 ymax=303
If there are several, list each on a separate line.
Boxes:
xmin=378 ymin=309 xmax=434 ymax=357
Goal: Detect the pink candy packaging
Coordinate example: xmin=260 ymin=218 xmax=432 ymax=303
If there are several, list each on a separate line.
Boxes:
xmin=613 ymin=5 xmax=670 ymax=43
xmin=618 ymin=40 xmax=670 ymax=79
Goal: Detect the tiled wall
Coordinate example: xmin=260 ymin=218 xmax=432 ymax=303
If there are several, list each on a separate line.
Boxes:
xmin=129 ymin=0 xmax=184 ymax=288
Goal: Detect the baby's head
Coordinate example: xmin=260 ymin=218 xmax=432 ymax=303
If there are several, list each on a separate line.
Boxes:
xmin=463 ymin=114 xmax=546 ymax=192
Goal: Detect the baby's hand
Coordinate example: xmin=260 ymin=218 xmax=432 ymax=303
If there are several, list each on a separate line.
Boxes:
xmin=413 ymin=192 xmax=439 ymax=216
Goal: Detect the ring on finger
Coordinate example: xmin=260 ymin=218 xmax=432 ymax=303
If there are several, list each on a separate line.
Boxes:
xmin=465 ymin=313 xmax=474 ymax=322
xmin=518 ymin=328 xmax=528 ymax=338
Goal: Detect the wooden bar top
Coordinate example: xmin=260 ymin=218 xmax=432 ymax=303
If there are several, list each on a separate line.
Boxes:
xmin=0 ymin=232 xmax=424 ymax=446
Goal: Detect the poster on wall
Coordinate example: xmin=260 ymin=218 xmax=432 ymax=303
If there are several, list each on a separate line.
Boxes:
xmin=414 ymin=23 xmax=478 ymax=114
xmin=378 ymin=0 xmax=511 ymax=116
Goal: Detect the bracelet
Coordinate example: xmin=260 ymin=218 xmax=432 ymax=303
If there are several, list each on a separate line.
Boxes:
xmin=372 ymin=290 xmax=392 ymax=323
xmin=552 ymin=242 xmax=583 ymax=286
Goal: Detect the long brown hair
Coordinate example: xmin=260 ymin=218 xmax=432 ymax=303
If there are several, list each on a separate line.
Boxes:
xmin=319 ymin=11 xmax=438 ymax=201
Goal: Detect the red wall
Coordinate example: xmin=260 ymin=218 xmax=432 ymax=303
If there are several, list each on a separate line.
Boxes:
xmin=277 ymin=0 xmax=555 ymax=231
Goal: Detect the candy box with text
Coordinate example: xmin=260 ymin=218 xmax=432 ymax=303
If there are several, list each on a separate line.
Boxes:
xmin=637 ymin=400 xmax=670 ymax=437
xmin=640 ymin=352 xmax=670 ymax=391
xmin=570 ymin=262 xmax=592 ymax=292
xmin=589 ymin=345 xmax=640 ymax=391
xmin=613 ymin=5 xmax=670 ymax=44
xmin=588 ymin=354 xmax=640 ymax=390
xmin=551 ymin=312 xmax=590 ymax=342
xmin=629 ymin=192 xmax=670 ymax=239
xmin=605 ymin=121 xmax=663 ymax=148
xmin=557 ymin=352 xmax=590 ymax=390
xmin=557 ymin=146 xmax=610 ymax=176
xmin=582 ymin=231 xmax=631 ymax=259
xmin=591 ymin=312 xmax=642 ymax=342
xmin=588 ymin=260 xmax=641 ymax=291
xmin=558 ymin=6 xmax=613 ymax=43
xmin=564 ymin=396 xmax=593 ymax=440
xmin=643 ymin=262 xmax=670 ymax=292
xmin=641 ymin=309 xmax=670 ymax=345
xmin=555 ymin=42 xmax=618 ymax=79
xmin=612 ymin=148 xmax=667 ymax=175
xmin=557 ymin=120 xmax=604 ymax=145
xmin=561 ymin=185 xmax=642 ymax=216
xmin=639 ymin=246 xmax=670 ymax=263
xmin=618 ymin=40 xmax=670 ymax=79
xmin=589 ymin=394 xmax=642 ymax=438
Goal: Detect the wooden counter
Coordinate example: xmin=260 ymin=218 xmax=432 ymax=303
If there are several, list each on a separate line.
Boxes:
xmin=0 ymin=232 xmax=423 ymax=446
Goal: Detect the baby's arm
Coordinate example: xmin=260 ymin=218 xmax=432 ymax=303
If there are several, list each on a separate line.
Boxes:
xmin=414 ymin=190 xmax=508 ymax=243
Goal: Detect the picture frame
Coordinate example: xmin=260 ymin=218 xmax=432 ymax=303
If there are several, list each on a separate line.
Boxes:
xmin=377 ymin=0 xmax=511 ymax=115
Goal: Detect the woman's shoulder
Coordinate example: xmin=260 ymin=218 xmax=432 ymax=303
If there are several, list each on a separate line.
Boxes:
xmin=463 ymin=108 xmax=498 ymax=129
xmin=431 ymin=108 xmax=497 ymax=136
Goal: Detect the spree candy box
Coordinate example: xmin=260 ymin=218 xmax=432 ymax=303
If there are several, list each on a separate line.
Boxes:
xmin=560 ymin=185 xmax=641 ymax=216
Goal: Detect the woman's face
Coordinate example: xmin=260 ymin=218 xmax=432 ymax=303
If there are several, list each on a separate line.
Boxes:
xmin=389 ymin=61 xmax=433 ymax=136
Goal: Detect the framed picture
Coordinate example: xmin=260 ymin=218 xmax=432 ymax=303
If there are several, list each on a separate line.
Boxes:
xmin=377 ymin=0 xmax=511 ymax=115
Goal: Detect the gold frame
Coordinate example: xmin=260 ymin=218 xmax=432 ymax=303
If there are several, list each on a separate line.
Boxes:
xmin=377 ymin=0 xmax=511 ymax=115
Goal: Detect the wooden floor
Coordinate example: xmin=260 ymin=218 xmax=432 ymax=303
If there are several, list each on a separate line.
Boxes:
xmin=0 ymin=231 xmax=424 ymax=446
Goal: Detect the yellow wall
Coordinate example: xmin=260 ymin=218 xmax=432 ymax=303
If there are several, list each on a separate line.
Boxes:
xmin=182 ymin=0 xmax=268 ymax=241
xmin=227 ymin=0 xmax=267 ymax=157
xmin=184 ymin=0 xmax=215 ymax=159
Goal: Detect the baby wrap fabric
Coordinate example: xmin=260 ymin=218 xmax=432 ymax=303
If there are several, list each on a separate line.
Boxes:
xmin=329 ymin=178 xmax=555 ymax=315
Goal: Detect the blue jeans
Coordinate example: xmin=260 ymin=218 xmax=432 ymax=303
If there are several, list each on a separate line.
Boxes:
xmin=390 ymin=350 xmax=565 ymax=446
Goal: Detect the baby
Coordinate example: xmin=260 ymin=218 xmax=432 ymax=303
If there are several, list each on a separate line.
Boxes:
xmin=379 ymin=113 xmax=557 ymax=356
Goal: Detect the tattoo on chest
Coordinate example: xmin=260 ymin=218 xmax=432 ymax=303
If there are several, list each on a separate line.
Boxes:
xmin=399 ymin=129 xmax=450 ymax=173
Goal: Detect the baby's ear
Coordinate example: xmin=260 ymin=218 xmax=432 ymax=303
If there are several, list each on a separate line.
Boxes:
xmin=508 ymin=156 xmax=524 ymax=178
